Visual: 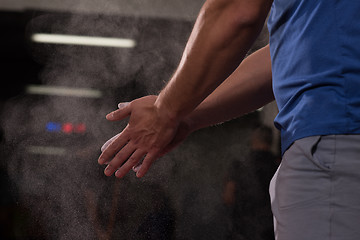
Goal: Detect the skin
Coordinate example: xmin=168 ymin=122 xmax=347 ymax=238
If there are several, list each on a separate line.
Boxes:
xmin=98 ymin=0 xmax=274 ymax=178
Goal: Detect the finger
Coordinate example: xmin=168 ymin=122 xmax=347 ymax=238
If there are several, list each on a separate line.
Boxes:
xmin=104 ymin=143 xmax=136 ymax=176
xmin=101 ymin=133 xmax=121 ymax=152
xmin=132 ymin=163 xmax=142 ymax=173
xmin=98 ymin=132 xmax=129 ymax=165
xmin=115 ymin=149 xmax=146 ymax=178
xmin=136 ymin=151 xmax=159 ymax=178
xmin=106 ymin=102 xmax=131 ymax=121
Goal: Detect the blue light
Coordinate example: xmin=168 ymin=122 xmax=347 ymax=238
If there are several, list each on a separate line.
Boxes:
xmin=46 ymin=122 xmax=61 ymax=132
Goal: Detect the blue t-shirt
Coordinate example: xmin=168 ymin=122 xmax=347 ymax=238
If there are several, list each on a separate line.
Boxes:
xmin=267 ymin=0 xmax=360 ymax=154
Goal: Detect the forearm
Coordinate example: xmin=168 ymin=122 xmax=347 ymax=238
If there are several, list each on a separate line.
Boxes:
xmin=155 ymin=0 xmax=272 ymax=121
xmin=98 ymin=0 xmax=273 ymax=178
xmin=186 ymin=44 xmax=273 ymax=131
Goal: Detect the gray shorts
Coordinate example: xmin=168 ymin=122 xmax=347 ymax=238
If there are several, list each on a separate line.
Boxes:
xmin=270 ymin=135 xmax=360 ymax=240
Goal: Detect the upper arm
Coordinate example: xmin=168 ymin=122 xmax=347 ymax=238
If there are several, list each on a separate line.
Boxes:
xmin=203 ymin=0 xmax=273 ymax=27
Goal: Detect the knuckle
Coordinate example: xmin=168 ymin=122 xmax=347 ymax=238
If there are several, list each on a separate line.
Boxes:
xmin=107 ymin=163 xmax=115 ymax=169
xmin=114 ymin=151 xmax=124 ymax=160
xmin=101 ymin=153 xmax=111 ymax=160
xmin=150 ymin=146 xmax=161 ymax=155
xmin=128 ymin=157 xmax=137 ymax=164
xmin=128 ymin=101 xmax=134 ymax=108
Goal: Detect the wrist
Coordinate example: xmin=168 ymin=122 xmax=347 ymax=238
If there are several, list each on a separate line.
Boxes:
xmin=154 ymin=92 xmax=183 ymax=124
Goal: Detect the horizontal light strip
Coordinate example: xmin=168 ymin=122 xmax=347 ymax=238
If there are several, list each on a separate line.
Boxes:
xmin=27 ymin=146 xmax=67 ymax=156
xmin=26 ymin=85 xmax=103 ymax=98
xmin=31 ymin=33 xmax=136 ymax=48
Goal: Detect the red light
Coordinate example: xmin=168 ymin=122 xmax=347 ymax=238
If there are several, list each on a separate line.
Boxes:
xmin=62 ymin=123 xmax=73 ymax=134
xmin=47 ymin=122 xmax=86 ymax=134
xmin=74 ymin=123 xmax=86 ymax=133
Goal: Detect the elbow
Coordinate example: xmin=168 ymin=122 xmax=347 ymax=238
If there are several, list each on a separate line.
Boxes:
xmin=232 ymin=4 xmax=269 ymax=30
xmin=204 ymin=0 xmax=270 ymax=29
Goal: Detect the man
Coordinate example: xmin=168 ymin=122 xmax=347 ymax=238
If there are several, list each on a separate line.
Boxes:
xmin=99 ymin=0 xmax=360 ymax=239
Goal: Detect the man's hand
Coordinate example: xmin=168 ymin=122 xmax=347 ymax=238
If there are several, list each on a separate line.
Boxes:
xmin=98 ymin=95 xmax=181 ymax=178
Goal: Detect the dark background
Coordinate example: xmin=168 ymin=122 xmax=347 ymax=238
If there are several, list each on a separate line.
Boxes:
xmin=0 ymin=6 xmax=277 ymax=240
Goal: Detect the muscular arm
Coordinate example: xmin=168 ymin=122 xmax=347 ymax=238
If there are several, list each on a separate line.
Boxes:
xmin=99 ymin=0 xmax=273 ymax=178
xmin=155 ymin=0 xmax=273 ymax=121
xmin=161 ymin=45 xmax=273 ymax=155
xmin=186 ymin=44 xmax=273 ymax=132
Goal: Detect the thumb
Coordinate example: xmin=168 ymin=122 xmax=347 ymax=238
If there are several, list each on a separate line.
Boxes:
xmin=106 ymin=102 xmax=131 ymax=121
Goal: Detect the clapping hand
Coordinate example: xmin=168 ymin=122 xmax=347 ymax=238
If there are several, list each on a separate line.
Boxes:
xmin=98 ymin=95 xmax=191 ymax=178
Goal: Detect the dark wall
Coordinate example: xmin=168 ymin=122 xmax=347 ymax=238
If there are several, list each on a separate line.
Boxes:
xmin=0 ymin=10 xmax=269 ymax=240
